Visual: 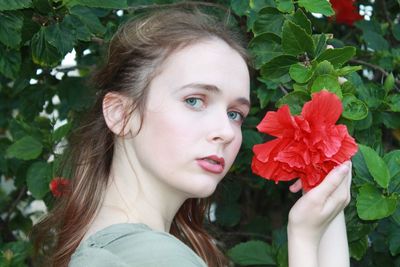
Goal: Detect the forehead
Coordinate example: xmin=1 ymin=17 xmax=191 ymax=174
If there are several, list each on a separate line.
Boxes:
xmin=150 ymin=38 xmax=250 ymax=97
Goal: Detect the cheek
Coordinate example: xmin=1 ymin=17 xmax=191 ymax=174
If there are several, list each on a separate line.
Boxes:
xmin=141 ymin=111 xmax=196 ymax=156
xmin=228 ymin=131 xmax=243 ymax=160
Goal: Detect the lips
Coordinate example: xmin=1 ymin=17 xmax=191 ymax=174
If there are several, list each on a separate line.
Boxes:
xmin=196 ymin=155 xmax=225 ymax=174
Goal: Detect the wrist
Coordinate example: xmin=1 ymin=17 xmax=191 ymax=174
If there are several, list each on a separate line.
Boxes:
xmin=287 ymin=224 xmax=319 ymax=267
xmin=287 ymin=222 xmax=321 ymax=245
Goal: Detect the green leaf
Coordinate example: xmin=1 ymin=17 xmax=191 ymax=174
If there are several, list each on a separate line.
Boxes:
xmin=393 ymin=23 xmax=400 ymax=41
xmin=289 ymin=62 xmax=313 ymax=83
xmin=287 ymin=8 xmax=311 ymax=34
xmin=297 ymin=0 xmax=334 ymax=16
xmin=315 ymin=47 xmax=356 ymax=67
xmin=253 ymin=7 xmax=284 ymax=36
xmin=248 ymin=32 xmax=282 ymax=69
xmin=382 ymin=112 xmax=400 ymax=129
xmin=275 ymin=0 xmax=293 ymax=13
xmin=315 ymin=60 xmax=335 ymax=75
xmin=355 ymin=20 xmax=381 ymax=34
xmin=31 ymin=27 xmax=61 ymax=67
xmin=363 ymin=31 xmax=389 ymax=51
xmin=342 ymin=94 xmax=368 ymax=121
xmin=354 ymin=111 xmax=372 ymax=130
xmin=44 ymin=21 xmax=76 ymax=56
xmin=63 ymin=14 xmax=91 ymax=41
xmin=230 ymin=0 xmax=249 ymax=16
xmin=0 ymin=44 xmax=21 ymax=79
xmin=215 ymin=203 xmax=241 ymax=227
xmin=341 ymin=81 xmax=356 ymax=95
xmin=312 ymin=34 xmax=327 ymax=58
xmin=311 ymin=74 xmax=342 ymax=98
xmin=0 ymin=11 xmax=23 ymax=48
xmin=356 ymin=184 xmax=397 ymax=220
xmin=26 ymin=161 xmax=52 ymax=199
xmin=349 ymin=236 xmax=369 ymax=260
xmin=255 ymin=87 xmax=271 ymax=109
xmin=384 ymin=150 xmax=400 ymax=194
xmin=32 ymin=0 xmax=52 ymax=14
xmin=387 ymin=94 xmax=400 ymax=112
xmin=359 ymin=144 xmax=391 ymax=188
xmin=336 ymin=65 xmax=362 ymax=76
xmin=65 ymin=0 xmax=127 ymax=9
xmin=242 ymin=129 xmax=263 ymax=150
xmin=0 ymin=0 xmax=32 ymax=10
xmin=6 ymin=136 xmax=43 ymax=160
xmin=260 ymin=55 xmax=297 ymax=80
xmin=276 ymin=90 xmax=310 ymax=115
xmin=357 ymin=83 xmax=385 ymax=109
xmin=384 ymin=73 xmax=395 ymax=93
xmin=69 ymin=6 xmax=106 ymax=35
xmin=352 ymin=150 xmax=374 ymax=185
xmin=52 ymin=122 xmax=72 ymax=143
xmin=282 ymin=20 xmax=314 ymax=57
xmin=389 ymin=224 xmax=400 ymax=256
xmin=228 ymin=240 xmax=275 ymax=265
xmin=58 ymin=77 xmax=94 ymax=112
xmin=293 ymin=83 xmax=308 ymax=92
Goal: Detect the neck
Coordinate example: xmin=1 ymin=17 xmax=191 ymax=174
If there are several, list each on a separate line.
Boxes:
xmin=100 ymin=140 xmax=188 ymax=232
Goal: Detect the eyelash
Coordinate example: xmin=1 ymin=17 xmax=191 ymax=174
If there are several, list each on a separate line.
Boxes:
xmin=184 ymin=97 xmax=246 ymax=123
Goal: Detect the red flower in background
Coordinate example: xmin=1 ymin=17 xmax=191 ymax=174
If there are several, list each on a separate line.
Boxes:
xmin=49 ymin=177 xmax=71 ymax=197
xmin=251 ymin=90 xmax=358 ymax=191
xmin=330 ymin=0 xmax=363 ymax=26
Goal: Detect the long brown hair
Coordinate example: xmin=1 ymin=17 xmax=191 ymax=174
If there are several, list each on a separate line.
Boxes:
xmin=31 ymin=6 xmax=250 ymax=267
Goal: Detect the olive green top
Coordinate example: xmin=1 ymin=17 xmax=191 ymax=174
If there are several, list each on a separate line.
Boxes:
xmin=69 ymin=223 xmax=207 ymax=267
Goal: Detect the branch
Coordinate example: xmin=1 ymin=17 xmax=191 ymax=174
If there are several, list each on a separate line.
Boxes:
xmin=4 ymin=186 xmax=27 ymax=223
xmin=349 ymin=59 xmax=400 ymax=88
xmin=279 ymin=84 xmax=289 ymax=95
xmin=381 ymin=0 xmax=393 ymax=27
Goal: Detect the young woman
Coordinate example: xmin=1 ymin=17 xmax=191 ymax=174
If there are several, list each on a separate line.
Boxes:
xmin=32 ymin=7 xmax=352 ymax=267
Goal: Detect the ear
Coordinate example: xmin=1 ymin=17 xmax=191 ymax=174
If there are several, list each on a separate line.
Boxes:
xmin=103 ymin=92 xmax=134 ymax=136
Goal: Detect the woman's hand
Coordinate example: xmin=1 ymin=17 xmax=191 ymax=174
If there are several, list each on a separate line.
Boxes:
xmin=287 ymin=161 xmax=352 ymax=267
xmin=288 ymin=161 xmax=351 ymax=243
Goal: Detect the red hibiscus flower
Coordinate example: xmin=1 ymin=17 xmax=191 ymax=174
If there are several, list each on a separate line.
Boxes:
xmin=329 ymin=0 xmax=363 ymax=26
xmin=49 ymin=177 xmax=71 ymax=197
xmin=251 ymin=90 xmax=358 ymax=191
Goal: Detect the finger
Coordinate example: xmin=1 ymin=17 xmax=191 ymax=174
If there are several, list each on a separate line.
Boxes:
xmin=289 ymin=179 xmax=302 ymax=193
xmin=322 ymin=161 xmax=352 ymax=214
xmin=311 ymin=162 xmax=351 ymax=202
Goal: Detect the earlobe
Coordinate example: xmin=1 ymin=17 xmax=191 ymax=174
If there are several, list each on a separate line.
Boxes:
xmin=102 ymin=92 xmax=132 ymax=136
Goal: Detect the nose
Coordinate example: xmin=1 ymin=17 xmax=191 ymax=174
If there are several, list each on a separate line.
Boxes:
xmin=207 ymin=111 xmax=236 ymax=144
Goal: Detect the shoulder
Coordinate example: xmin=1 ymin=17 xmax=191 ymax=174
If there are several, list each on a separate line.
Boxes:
xmin=69 ymin=246 xmax=130 ymax=267
xmin=70 ymin=223 xmax=207 ymax=267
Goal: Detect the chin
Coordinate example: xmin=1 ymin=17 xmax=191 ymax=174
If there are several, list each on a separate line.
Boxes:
xmin=186 ymin=181 xmax=219 ymax=199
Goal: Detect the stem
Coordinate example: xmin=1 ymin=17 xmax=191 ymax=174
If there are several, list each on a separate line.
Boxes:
xmin=349 ymin=59 xmax=400 ymax=89
xmin=4 ymin=186 xmax=27 ymax=223
xmin=279 ymin=84 xmax=289 ymax=95
xmin=381 ymin=0 xmax=392 ymax=28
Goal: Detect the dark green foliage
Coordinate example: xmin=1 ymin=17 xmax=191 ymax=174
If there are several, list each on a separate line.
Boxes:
xmin=0 ymin=0 xmax=399 ymax=266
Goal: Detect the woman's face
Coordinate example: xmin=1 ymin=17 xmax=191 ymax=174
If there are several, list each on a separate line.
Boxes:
xmin=127 ymin=38 xmax=250 ymax=199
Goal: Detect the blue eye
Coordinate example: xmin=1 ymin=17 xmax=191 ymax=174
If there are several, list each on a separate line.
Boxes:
xmin=185 ymin=97 xmax=204 ymax=109
xmin=228 ymin=111 xmax=245 ymax=123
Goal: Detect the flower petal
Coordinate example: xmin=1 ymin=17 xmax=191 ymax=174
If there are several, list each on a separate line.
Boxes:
xmin=252 ymin=156 xmax=298 ymax=182
xmin=301 ymin=90 xmax=343 ymax=126
xmin=257 ymin=105 xmax=296 ymax=138
xmin=331 ymin=125 xmax=358 ymax=162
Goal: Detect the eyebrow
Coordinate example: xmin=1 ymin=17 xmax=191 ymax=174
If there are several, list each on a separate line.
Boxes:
xmin=176 ymin=83 xmax=251 ymax=108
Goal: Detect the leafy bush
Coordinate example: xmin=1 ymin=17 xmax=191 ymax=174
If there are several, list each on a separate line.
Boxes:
xmin=0 ymin=0 xmax=399 ymax=266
